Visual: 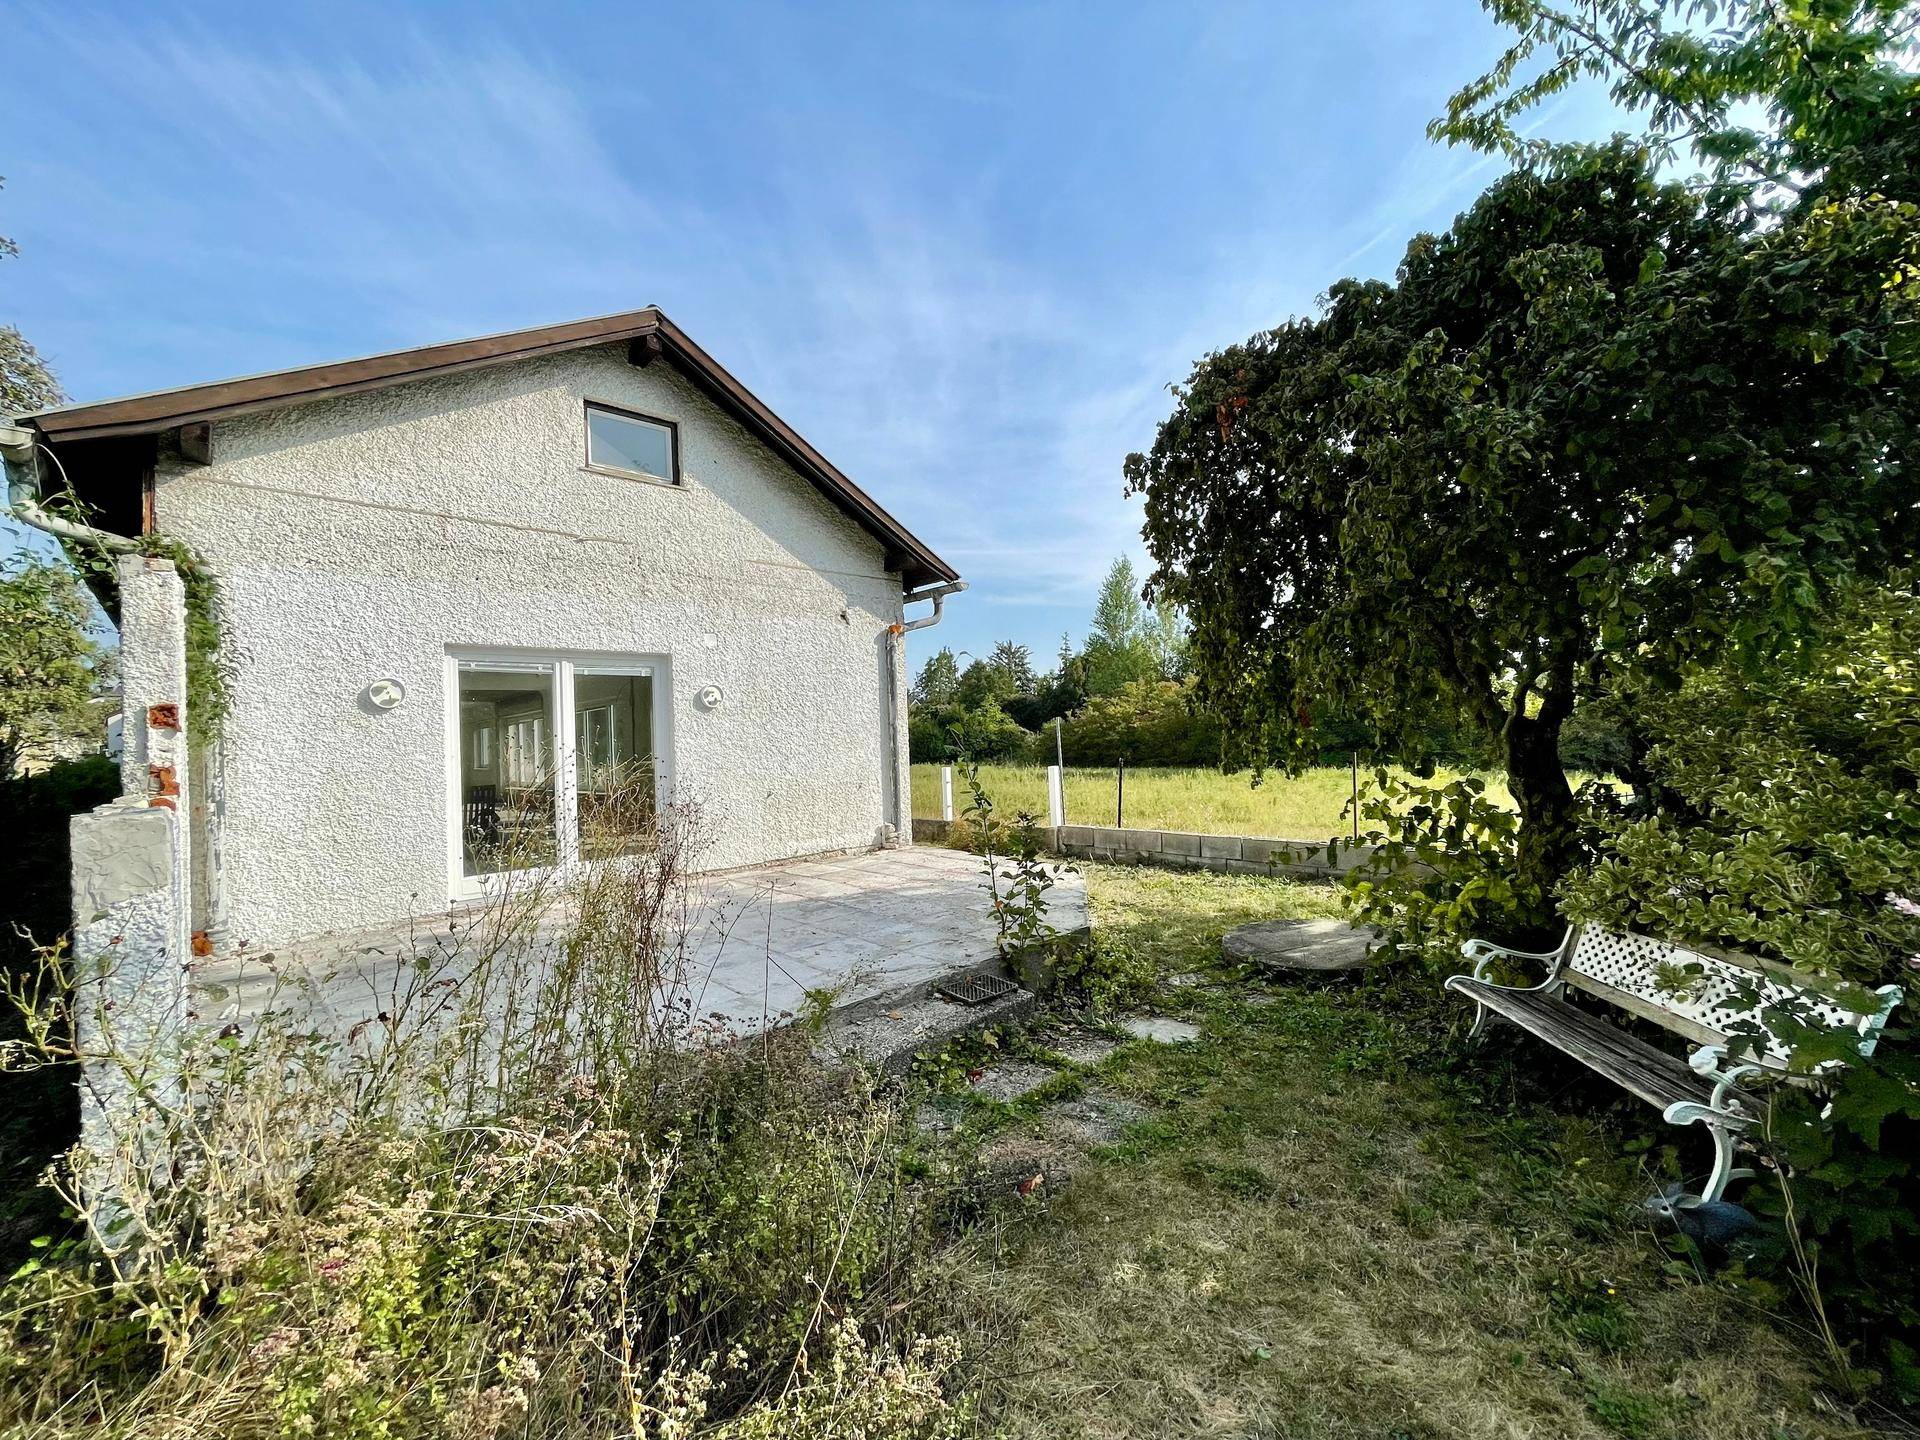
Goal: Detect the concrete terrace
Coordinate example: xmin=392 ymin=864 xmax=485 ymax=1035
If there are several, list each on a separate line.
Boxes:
xmin=192 ymin=845 xmax=1087 ymax=1037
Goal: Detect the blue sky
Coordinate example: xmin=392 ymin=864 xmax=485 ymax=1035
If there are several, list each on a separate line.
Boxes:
xmin=2 ymin=1 xmax=1621 ymax=666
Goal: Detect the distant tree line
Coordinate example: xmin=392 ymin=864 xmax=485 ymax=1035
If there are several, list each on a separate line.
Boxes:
xmin=911 ymin=557 xmax=1626 ymax=772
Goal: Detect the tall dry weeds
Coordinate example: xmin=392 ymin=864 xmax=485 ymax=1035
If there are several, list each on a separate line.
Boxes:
xmin=0 ymin=790 xmax=968 ymax=1439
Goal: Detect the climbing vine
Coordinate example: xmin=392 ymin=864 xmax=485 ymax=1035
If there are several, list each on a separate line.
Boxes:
xmin=34 ymin=486 xmax=233 ymax=745
xmin=130 ymin=533 xmax=232 ymax=744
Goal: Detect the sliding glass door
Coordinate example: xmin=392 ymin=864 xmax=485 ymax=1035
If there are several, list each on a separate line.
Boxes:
xmin=573 ymin=666 xmax=658 ymax=860
xmin=457 ymin=660 xmax=558 ymax=878
xmin=451 ymin=653 xmax=666 ymax=891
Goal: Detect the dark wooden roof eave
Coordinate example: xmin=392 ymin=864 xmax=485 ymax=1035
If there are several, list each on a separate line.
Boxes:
xmin=23 ymin=307 xmax=958 ymax=591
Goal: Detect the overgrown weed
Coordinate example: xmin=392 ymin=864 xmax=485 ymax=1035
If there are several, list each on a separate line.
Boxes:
xmin=0 ymin=794 xmax=970 ymax=1438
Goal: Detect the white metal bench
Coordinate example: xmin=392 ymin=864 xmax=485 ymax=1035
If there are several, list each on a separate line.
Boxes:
xmin=1446 ymin=926 xmax=1901 ymax=1202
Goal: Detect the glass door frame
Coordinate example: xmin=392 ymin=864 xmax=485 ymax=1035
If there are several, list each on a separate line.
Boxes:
xmin=443 ymin=647 xmax=673 ymax=903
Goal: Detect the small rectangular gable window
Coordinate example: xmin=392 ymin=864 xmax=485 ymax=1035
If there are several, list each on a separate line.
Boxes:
xmin=585 ymin=402 xmax=678 ymax=483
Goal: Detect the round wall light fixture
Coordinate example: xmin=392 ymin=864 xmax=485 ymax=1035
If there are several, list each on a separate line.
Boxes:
xmin=696 ymin=684 xmax=725 ymax=711
xmin=365 ymin=678 xmax=407 ymax=711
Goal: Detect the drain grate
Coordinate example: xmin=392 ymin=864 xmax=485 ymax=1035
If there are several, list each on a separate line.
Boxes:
xmin=935 ymin=972 xmax=1018 ymax=1006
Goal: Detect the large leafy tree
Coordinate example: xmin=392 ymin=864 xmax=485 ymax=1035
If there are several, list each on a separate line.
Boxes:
xmin=1125 ymin=141 xmax=1918 ymax=904
xmin=954 ymin=658 xmax=1014 ymax=711
xmin=910 ymin=647 xmax=960 ymax=707
xmin=2 ymin=178 xmax=60 ymax=416
xmin=0 ymin=557 xmax=104 ymax=777
xmin=1437 ymin=0 xmax=1920 ymax=206
xmin=1083 ymin=557 xmax=1160 ymax=696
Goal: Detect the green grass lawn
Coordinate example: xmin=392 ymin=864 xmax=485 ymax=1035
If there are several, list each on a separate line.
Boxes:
xmin=929 ymin=865 xmax=1879 ymax=1440
xmin=912 ymin=762 xmax=1525 ymax=839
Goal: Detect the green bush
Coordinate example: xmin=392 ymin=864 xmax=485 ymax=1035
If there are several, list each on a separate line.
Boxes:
xmin=0 ymin=754 xmax=118 ymax=1258
xmin=0 ymin=753 xmax=119 ymax=973
xmin=1055 ymin=678 xmax=1221 ymax=766
xmin=907 ymin=703 xmax=1033 ymax=762
xmin=1335 ymin=770 xmax=1560 ymax=970
xmin=1562 ymin=580 xmax=1920 ymax=1395
xmin=1556 ymin=706 xmax=1629 ymax=778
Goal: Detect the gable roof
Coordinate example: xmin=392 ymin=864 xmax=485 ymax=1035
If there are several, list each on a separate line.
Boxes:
xmin=22 ymin=308 xmax=959 ymax=591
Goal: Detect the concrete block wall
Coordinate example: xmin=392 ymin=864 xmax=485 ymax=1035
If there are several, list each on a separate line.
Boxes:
xmin=1053 ymin=824 xmax=1369 ymax=879
xmin=910 ymin=816 xmax=1372 ymax=881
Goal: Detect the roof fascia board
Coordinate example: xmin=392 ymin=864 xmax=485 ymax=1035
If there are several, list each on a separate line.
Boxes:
xmin=26 ymin=308 xmax=959 ymax=588
xmin=30 ymin=312 xmax=666 ymax=441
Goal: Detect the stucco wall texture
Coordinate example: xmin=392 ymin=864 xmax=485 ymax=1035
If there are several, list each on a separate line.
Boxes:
xmin=153 ymin=343 xmax=912 ymax=950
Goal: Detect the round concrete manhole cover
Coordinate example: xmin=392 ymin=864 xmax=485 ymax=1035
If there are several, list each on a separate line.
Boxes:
xmin=1223 ymin=918 xmax=1374 ymax=976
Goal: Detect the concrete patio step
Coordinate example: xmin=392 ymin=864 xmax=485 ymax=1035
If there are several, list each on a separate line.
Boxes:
xmin=817 ymin=970 xmax=1039 ymax=1074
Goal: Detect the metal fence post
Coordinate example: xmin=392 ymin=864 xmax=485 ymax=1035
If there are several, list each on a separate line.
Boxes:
xmin=940 ymin=765 xmax=954 ymax=822
xmin=1116 ymin=757 xmax=1126 ymax=829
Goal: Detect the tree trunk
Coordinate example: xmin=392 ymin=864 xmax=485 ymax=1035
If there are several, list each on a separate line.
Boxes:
xmin=1502 ymin=709 xmax=1576 ymax=939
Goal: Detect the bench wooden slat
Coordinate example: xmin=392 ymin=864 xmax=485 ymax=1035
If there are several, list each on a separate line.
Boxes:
xmin=1451 ymin=978 xmax=1717 ymax=1113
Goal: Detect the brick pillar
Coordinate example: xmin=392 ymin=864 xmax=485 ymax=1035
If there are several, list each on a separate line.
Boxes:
xmin=67 ymin=556 xmax=193 ymax=1201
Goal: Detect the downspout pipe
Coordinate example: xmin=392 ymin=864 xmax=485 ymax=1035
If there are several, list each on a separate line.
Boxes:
xmin=900 ymin=579 xmax=967 ymax=632
xmin=885 ymin=580 xmax=967 ymax=843
xmin=3 ymin=425 xmax=231 ymax=957
xmin=1 ymin=426 xmax=140 ymax=553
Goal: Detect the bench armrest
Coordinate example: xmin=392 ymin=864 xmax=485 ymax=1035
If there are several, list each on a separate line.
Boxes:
xmin=1686 ymin=1045 xmax=1767 ymax=1118
xmin=1456 ymin=928 xmax=1575 ymax=989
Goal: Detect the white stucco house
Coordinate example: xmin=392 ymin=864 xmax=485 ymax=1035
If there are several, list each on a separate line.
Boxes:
xmin=15 ymin=309 xmax=965 ymax=955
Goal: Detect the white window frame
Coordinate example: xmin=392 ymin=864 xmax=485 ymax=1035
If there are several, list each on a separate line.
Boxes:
xmin=582 ymin=400 xmax=681 ymax=485
xmin=501 ymin=712 xmax=546 ymax=788
xmin=444 ymin=648 xmax=673 ymax=902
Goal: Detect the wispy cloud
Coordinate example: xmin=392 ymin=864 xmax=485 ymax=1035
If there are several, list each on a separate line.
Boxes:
xmin=1 ymin=2 xmax=1626 ymax=662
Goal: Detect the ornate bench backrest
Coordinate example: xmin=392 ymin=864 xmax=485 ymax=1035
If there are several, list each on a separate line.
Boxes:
xmin=1563 ymin=927 xmax=1899 ymax=1067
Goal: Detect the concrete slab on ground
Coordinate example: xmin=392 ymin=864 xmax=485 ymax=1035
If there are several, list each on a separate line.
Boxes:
xmin=197 ymin=846 xmax=1084 ymax=1045
xmin=1223 ymin=918 xmax=1373 ymax=976
xmin=975 ymin=1089 xmax=1155 ymax=1195
xmin=1042 ymin=1093 xmax=1150 ymax=1148
xmin=1051 ymin=1031 xmax=1122 ymax=1067
xmin=821 ymin=980 xmax=1038 ymax=1074
xmin=912 ymin=1098 xmax=966 ymax=1138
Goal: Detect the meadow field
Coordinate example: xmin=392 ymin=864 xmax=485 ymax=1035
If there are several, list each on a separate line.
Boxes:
xmin=911 ymin=762 xmax=1527 ymax=840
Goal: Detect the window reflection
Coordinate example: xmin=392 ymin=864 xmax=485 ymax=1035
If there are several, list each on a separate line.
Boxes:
xmin=458 ymin=664 xmax=558 ymax=877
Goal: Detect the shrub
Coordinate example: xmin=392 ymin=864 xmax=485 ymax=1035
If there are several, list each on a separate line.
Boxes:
xmin=1556 ymin=705 xmax=1629 ymax=778
xmin=1054 ymin=678 xmax=1221 ymax=766
xmin=0 ymin=557 xmax=106 ymax=780
xmin=1335 ymin=769 xmax=1563 ymax=972
xmin=0 ymin=799 xmax=966 ymax=1436
xmin=0 ymin=754 xmax=120 ymax=1257
xmin=1562 ymin=580 xmax=1920 ymax=1395
xmin=908 ymin=703 xmax=1032 ymax=763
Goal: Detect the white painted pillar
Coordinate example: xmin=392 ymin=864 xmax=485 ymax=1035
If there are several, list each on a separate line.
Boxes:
xmin=940 ymin=765 xmax=954 ymax=822
xmin=72 ymin=799 xmax=184 ymax=1197
xmin=70 ymin=553 xmax=193 ymax=1204
xmin=1046 ymin=764 xmax=1065 ymax=830
xmin=115 ymin=555 xmax=192 ymax=970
